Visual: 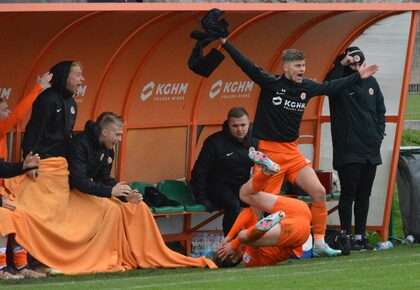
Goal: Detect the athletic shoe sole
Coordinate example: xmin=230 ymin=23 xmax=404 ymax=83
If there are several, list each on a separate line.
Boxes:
xmin=255 ymin=211 xmax=285 ymax=232
xmin=248 ymin=148 xmax=280 ymax=175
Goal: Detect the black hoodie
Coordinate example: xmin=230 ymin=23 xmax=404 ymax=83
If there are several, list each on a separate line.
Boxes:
xmin=68 ymin=120 xmax=117 ymax=198
xmin=22 ymin=61 xmax=78 ymax=159
xmin=190 ymin=121 xmax=257 ymax=203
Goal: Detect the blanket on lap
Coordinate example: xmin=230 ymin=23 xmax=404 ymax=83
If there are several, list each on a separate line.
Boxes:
xmin=0 ymin=157 xmax=216 ymax=274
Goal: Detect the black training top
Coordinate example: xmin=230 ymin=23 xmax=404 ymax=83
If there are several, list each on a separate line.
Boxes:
xmin=190 ymin=120 xmax=257 ymax=204
xmin=222 ymin=41 xmax=362 ymax=142
xmin=68 ymin=120 xmax=117 ymax=198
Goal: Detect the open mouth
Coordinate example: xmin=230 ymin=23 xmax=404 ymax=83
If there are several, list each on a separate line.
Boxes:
xmin=295 ymin=73 xmax=304 ymax=82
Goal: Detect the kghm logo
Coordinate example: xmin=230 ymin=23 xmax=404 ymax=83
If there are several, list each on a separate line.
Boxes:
xmin=141 ymin=81 xmax=155 ymax=101
xmin=140 ymin=81 xmax=188 ymax=102
xmin=209 ymin=80 xmax=254 ymax=99
xmin=0 ymin=88 xmax=12 ymax=99
xmin=209 ymin=80 xmax=223 ymax=99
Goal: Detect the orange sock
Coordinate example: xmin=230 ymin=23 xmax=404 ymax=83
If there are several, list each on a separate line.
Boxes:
xmin=0 ymin=252 xmax=6 ymax=269
xmin=311 ymin=202 xmax=327 ymax=241
xmin=251 ymin=169 xmax=270 ymax=193
xmin=246 ymin=225 xmax=266 ymax=242
xmin=12 ymin=247 xmax=28 ymax=270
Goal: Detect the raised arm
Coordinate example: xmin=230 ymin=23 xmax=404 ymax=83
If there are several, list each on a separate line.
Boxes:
xmin=0 ymin=72 xmax=52 ymax=135
xmin=221 ymin=38 xmax=278 ymax=88
xmin=310 ymin=64 xmax=378 ymax=97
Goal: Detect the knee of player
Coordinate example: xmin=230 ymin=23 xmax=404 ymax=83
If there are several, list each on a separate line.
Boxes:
xmin=239 ymin=182 xmax=253 ymax=202
xmin=311 ymin=186 xmax=326 ymax=203
xmin=239 ymin=185 xmax=248 ymax=202
xmin=237 ymin=230 xmax=248 ymax=243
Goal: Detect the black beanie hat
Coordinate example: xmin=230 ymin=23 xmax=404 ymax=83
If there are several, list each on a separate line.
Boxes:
xmin=345 ymin=46 xmax=365 ymax=64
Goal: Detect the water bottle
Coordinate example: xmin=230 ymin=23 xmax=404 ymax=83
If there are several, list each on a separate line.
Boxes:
xmin=375 ymin=240 xmax=393 ymax=250
xmin=402 ymin=235 xmax=415 ymax=246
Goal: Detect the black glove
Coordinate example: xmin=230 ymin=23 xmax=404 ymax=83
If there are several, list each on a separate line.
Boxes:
xmin=198 ymin=199 xmax=217 ymax=213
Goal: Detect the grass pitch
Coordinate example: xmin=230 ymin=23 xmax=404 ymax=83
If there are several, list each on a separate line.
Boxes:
xmin=405 ymin=94 xmax=420 ymax=120
xmin=1 ymin=244 xmax=419 ymax=290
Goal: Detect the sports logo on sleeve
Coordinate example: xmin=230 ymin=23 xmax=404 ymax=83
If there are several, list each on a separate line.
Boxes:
xmin=369 ymin=88 xmax=374 ymax=95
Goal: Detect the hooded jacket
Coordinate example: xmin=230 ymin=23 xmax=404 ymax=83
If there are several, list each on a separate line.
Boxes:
xmin=22 ymin=61 xmax=78 ymax=159
xmin=222 ymin=41 xmax=363 ymax=143
xmin=190 ymin=121 xmax=257 ymax=204
xmin=68 ymin=120 xmax=117 ymax=198
xmin=324 ymin=56 xmax=386 ymax=169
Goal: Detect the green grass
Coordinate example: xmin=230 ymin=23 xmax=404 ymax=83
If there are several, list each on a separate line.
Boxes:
xmin=401 ymin=129 xmax=420 ymax=146
xmin=1 ymin=245 xmax=420 ymax=289
xmin=405 ymin=94 xmax=420 ymax=120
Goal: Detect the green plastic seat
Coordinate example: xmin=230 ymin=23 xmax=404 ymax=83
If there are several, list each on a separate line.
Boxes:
xmin=157 ymin=180 xmax=206 ymax=212
xmin=130 ymin=181 xmax=155 ymax=195
xmin=153 ymin=205 xmax=185 ymax=214
xmin=130 ymin=181 xmax=156 ymax=213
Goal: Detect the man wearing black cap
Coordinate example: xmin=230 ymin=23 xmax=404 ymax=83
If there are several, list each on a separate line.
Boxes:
xmin=22 ymin=61 xmax=85 ymax=178
xmin=325 ymin=47 xmax=386 ymax=251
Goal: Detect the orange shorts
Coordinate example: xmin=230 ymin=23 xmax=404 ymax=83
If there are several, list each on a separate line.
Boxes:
xmin=242 ymin=196 xmax=311 ymax=267
xmin=273 ymin=196 xmax=311 ymax=249
xmin=252 ymin=140 xmax=309 ymax=194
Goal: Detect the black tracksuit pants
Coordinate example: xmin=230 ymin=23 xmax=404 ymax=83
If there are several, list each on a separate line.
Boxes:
xmin=337 ymin=162 xmax=377 ymax=236
xmin=208 ymin=187 xmax=243 ymax=236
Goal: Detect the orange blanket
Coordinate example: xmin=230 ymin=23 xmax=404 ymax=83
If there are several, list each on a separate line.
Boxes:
xmin=0 ymin=157 xmax=216 ymax=274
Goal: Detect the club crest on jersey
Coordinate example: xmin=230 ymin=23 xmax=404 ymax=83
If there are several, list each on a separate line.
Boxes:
xmin=300 ymin=92 xmax=307 ymax=100
xmin=108 ymin=157 xmax=113 ymax=164
xmin=369 ymin=88 xmax=374 ymax=95
xmin=70 ymin=106 xmax=76 ymax=114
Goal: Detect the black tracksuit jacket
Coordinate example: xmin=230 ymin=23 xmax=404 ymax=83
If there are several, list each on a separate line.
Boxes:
xmin=222 ymin=41 xmax=363 ymax=143
xmin=190 ymin=121 xmax=257 ymax=203
xmin=22 ymin=61 xmax=77 ymax=158
xmin=68 ymin=120 xmax=117 ymax=197
xmin=325 ymin=60 xmax=386 ymax=169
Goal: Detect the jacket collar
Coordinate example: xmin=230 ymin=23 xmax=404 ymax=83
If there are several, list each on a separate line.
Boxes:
xmin=84 ymin=120 xmax=104 ymax=150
